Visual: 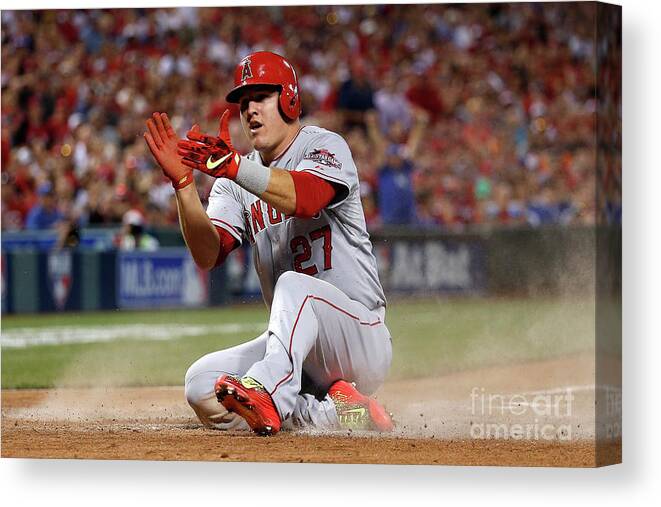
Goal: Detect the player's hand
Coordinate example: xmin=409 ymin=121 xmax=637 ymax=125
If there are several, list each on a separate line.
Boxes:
xmin=176 ymin=110 xmax=241 ymax=180
xmin=144 ymin=112 xmax=193 ymax=190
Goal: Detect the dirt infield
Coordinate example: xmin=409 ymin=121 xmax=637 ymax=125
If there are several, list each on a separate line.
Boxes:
xmin=1 ymin=355 xmax=620 ymax=466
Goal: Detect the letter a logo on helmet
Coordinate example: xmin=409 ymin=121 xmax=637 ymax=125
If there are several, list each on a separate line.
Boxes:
xmin=226 ymin=51 xmax=302 ymax=120
xmin=240 ymin=58 xmax=253 ymax=83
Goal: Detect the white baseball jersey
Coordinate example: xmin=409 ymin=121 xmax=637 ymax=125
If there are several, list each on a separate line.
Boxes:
xmin=206 ymin=125 xmax=386 ymax=311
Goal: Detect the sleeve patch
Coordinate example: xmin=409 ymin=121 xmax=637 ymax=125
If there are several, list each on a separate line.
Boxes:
xmin=302 ymin=148 xmax=343 ymax=170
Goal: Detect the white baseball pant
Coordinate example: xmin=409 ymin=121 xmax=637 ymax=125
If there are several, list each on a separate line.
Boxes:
xmin=185 ymin=271 xmax=392 ymax=430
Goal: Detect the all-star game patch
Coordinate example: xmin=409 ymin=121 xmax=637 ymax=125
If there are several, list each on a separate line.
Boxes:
xmin=303 ymin=148 xmax=342 ymax=170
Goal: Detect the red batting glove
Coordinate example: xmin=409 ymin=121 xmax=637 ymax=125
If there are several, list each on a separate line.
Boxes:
xmin=144 ymin=112 xmax=193 ymax=190
xmin=176 ymin=110 xmax=241 ymax=180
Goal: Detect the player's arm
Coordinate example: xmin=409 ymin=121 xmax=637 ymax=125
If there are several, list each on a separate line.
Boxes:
xmin=257 ymin=167 xmax=297 ymax=215
xmin=185 ymin=161 xmax=335 ymax=219
xmin=173 ymin=185 xmax=223 ymax=270
xmin=144 ymin=112 xmax=235 ymax=270
xmin=178 ymin=157 xmax=334 ymax=219
xmin=255 ymin=168 xmax=336 ymax=217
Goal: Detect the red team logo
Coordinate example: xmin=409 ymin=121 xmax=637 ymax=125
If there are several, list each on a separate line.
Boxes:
xmin=241 ymin=58 xmax=253 ymax=82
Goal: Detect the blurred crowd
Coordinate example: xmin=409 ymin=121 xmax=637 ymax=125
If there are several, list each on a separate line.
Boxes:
xmin=1 ymin=3 xmax=619 ymax=236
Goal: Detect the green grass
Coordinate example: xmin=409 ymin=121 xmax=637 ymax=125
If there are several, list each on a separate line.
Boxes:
xmin=1 ymin=297 xmax=595 ymax=389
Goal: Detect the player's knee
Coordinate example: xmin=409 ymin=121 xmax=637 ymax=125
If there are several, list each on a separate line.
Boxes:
xmin=184 ymin=371 xmax=246 ymax=430
xmin=277 ymin=270 xmax=306 ymax=286
xmin=184 ymin=372 xmax=206 ymax=409
xmin=184 ymin=372 xmax=219 ymax=420
xmin=186 ymin=388 xmax=212 ymax=417
xmin=274 ymin=270 xmax=313 ymax=297
xmin=184 ymin=359 xmax=213 ymax=409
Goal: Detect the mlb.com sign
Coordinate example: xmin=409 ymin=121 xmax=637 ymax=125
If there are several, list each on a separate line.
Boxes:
xmin=118 ymin=250 xmax=208 ymax=309
xmin=121 ymin=260 xmax=181 ymax=298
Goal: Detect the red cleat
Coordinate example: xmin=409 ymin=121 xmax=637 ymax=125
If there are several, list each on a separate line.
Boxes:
xmin=328 ymin=380 xmax=395 ymax=432
xmin=214 ymin=375 xmax=281 ymax=436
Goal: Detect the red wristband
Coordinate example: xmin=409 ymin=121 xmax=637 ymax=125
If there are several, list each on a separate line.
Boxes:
xmin=172 ymin=171 xmax=194 ymax=190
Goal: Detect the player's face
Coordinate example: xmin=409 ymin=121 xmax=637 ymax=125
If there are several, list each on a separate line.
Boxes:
xmin=238 ymin=86 xmax=290 ymax=158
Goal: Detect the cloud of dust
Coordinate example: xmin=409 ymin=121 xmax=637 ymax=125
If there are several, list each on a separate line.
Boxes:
xmin=9 ymin=346 xmax=191 ymax=424
xmin=375 ymin=231 xmax=599 ymax=441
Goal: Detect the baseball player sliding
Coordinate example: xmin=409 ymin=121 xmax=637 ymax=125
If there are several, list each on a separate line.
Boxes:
xmin=144 ymin=51 xmax=393 ymax=435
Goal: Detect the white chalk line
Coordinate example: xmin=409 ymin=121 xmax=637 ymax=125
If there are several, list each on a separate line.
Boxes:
xmin=1 ymin=322 xmax=265 ymax=348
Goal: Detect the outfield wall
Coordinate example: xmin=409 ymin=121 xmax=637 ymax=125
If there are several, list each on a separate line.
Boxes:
xmin=1 ymin=226 xmax=599 ymax=314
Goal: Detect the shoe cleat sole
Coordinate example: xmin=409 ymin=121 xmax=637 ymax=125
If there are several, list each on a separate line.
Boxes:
xmin=216 ymin=385 xmax=276 ymax=436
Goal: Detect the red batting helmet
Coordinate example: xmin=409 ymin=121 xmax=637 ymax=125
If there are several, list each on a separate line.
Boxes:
xmin=225 ymin=51 xmax=301 ymax=120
